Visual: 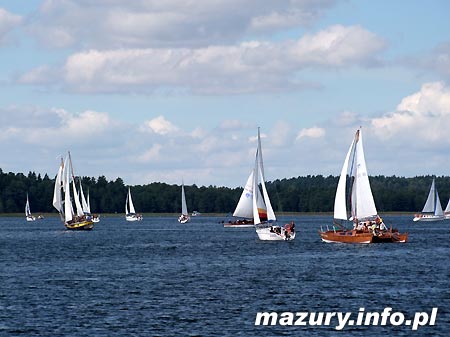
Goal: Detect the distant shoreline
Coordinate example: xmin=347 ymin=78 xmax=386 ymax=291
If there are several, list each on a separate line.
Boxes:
xmin=0 ymin=211 xmax=414 ymax=217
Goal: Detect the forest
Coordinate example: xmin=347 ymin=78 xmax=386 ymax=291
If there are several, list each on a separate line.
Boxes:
xmin=1 ymin=168 xmax=450 ymax=215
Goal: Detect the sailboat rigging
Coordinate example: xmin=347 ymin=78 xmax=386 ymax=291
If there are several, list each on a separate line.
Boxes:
xmin=178 ymin=181 xmax=190 ymax=223
xmin=250 ymin=128 xmax=295 ymax=240
xmin=125 ymin=187 xmax=143 ymax=221
xmin=318 ymin=129 xmax=408 ymax=243
xmin=25 ymin=193 xmax=36 ymax=222
xmin=52 ymin=152 xmax=94 ymax=230
xmin=413 ymin=178 xmax=444 ymax=221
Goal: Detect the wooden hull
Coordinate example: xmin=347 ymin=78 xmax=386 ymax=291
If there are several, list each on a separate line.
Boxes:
xmin=319 ymin=229 xmax=408 ymax=244
xmin=65 ymin=220 xmax=94 ymax=230
xmin=224 ymin=219 xmax=254 ymax=228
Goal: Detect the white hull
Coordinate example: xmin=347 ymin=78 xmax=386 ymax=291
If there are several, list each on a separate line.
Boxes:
xmin=26 ymin=216 xmax=36 ymax=222
xmin=178 ymin=215 xmax=190 ymax=223
xmin=413 ymin=214 xmax=445 ymax=222
xmin=126 ymin=214 xmax=142 ymax=221
xmin=92 ymin=217 xmax=100 ymax=223
xmin=255 ymin=225 xmax=296 ymax=241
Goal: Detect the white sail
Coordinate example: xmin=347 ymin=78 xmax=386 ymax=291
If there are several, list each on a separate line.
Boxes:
xmin=435 ymin=191 xmax=444 ymax=216
xmin=25 ymin=194 xmax=32 ymax=217
xmin=334 ymin=129 xmax=377 ymax=221
xmin=422 ymin=179 xmax=436 ymax=213
xmin=72 ymin=180 xmax=84 ymax=217
xmin=181 ymin=182 xmax=188 ymax=215
xmin=233 ymin=171 xmax=254 ymax=218
xmin=86 ymin=190 xmax=92 ymax=214
xmin=79 ymin=181 xmax=89 ymax=214
xmin=52 ymin=158 xmax=64 ymax=212
xmin=126 ymin=187 xmax=136 ymax=214
xmin=352 ymin=130 xmax=377 ymax=219
xmin=445 ymin=198 xmax=450 ymax=213
xmin=334 ymin=136 xmax=356 ymax=220
xmin=252 ymin=131 xmax=274 ymax=225
xmin=64 ymin=163 xmax=73 ymax=223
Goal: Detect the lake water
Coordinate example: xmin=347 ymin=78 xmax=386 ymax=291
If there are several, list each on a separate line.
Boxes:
xmin=0 ymin=215 xmax=448 ymax=336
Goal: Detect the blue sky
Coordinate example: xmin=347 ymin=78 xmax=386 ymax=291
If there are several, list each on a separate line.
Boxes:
xmin=1 ymin=0 xmax=450 ymax=187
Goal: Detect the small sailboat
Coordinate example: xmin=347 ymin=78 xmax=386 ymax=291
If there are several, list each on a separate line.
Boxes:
xmin=52 ymin=152 xmax=94 ymax=230
xmin=252 ymin=128 xmax=295 ymax=241
xmin=444 ymin=198 xmax=450 ymax=219
xmin=178 ymin=182 xmax=190 ymax=223
xmin=413 ymin=178 xmax=445 ymax=221
xmin=318 ymin=129 xmax=408 ymax=243
xmin=86 ymin=189 xmax=100 ymax=222
xmin=224 ymin=171 xmax=256 ymax=227
xmin=125 ymin=187 xmax=143 ymax=221
xmin=25 ymin=193 xmax=36 ymax=222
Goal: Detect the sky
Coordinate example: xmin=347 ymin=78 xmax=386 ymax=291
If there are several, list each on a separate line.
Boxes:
xmin=0 ymin=0 xmax=450 ymax=187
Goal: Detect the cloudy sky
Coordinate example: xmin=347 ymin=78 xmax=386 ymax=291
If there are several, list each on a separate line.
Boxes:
xmin=1 ymin=0 xmax=450 ymax=187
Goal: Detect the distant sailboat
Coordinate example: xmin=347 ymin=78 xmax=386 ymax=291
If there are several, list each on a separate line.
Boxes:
xmin=25 ymin=193 xmax=36 ymax=222
xmin=413 ymin=178 xmax=445 ymax=222
xmin=79 ymin=183 xmax=100 ymax=223
xmin=52 ymin=152 xmax=94 ymax=230
xmin=318 ymin=129 xmax=408 ymax=243
xmin=178 ymin=182 xmax=190 ymax=223
xmin=444 ymin=198 xmax=450 ymax=219
xmin=125 ymin=187 xmax=142 ymax=221
xmin=252 ymin=128 xmax=295 ymax=241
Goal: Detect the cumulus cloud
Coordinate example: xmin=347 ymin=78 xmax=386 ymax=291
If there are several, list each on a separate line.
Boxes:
xmin=0 ymin=8 xmax=22 ymax=44
xmin=141 ymin=115 xmax=179 ymax=135
xmin=371 ymin=82 xmax=450 ymax=143
xmin=26 ymin=0 xmax=335 ymax=49
xmin=296 ymin=126 xmax=325 ymax=139
xmin=19 ymin=25 xmax=385 ymax=94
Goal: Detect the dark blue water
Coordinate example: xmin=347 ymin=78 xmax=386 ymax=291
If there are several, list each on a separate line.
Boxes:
xmin=0 ymin=215 xmax=448 ymax=336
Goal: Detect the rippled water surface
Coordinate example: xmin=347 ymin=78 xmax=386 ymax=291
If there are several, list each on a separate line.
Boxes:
xmin=0 ymin=215 xmax=448 ymax=336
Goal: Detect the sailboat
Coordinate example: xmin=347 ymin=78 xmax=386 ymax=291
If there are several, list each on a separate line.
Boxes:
xmin=224 ymin=171 xmax=257 ymax=227
xmin=25 ymin=193 xmax=36 ymax=221
xmin=86 ymin=189 xmax=100 ymax=222
xmin=178 ymin=182 xmax=190 ymax=223
xmin=413 ymin=178 xmax=445 ymax=221
xmin=125 ymin=187 xmax=143 ymax=221
xmin=251 ymin=128 xmax=295 ymax=241
xmin=52 ymin=152 xmax=94 ymax=230
xmin=79 ymin=183 xmax=100 ymax=223
xmin=318 ymin=129 xmax=408 ymax=243
xmin=444 ymin=199 xmax=450 ymax=219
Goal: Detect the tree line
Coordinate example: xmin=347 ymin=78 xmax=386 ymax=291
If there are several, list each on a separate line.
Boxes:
xmin=1 ymin=168 xmax=449 ymax=214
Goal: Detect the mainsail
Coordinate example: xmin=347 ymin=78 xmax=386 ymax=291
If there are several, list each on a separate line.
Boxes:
xmin=252 ymin=129 xmax=276 ymax=225
xmin=25 ymin=194 xmax=32 ymax=217
xmin=126 ymin=187 xmax=136 ymax=214
xmin=334 ymin=129 xmax=377 ymax=221
xmin=181 ymin=182 xmax=188 ymax=216
xmin=422 ymin=178 xmax=443 ymax=215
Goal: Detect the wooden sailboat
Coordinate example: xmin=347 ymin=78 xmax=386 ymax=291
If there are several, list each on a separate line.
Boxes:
xmin=318 ymin=129 xmax=408 ymax=243
xmin=52 ymin=152 xmax=94 ymax=230
xmin=252 ymin=128 xmax=295 ymax=241
xmin=413 ymin=178 xmax=445 ymax=221
xmin=25 ymin=193 xmax=36 ymax=222
xmin=125 ymin=187 xmax=142 ymax=221
xmin=178 ymin=182 xmax=190 ymax=223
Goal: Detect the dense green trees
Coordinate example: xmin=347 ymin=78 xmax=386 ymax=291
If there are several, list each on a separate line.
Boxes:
xmin=1 ymin=167 xmax=449 ymax=214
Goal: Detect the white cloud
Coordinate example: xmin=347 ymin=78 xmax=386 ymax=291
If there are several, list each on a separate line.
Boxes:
xmin=296 ymin=126 xmax=325 ymax=139
xmin=26 ymin=0 xmax=335 ymax=49
xmin=371 ymin=82 xmax=450 ymax=143
xmin=0 ymin=8 xmax=22 ymax=44
xmin=141 ymin=115 xmax=179 ymax=135
xmin=20 ymin=25 xmax=385 ymax=94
